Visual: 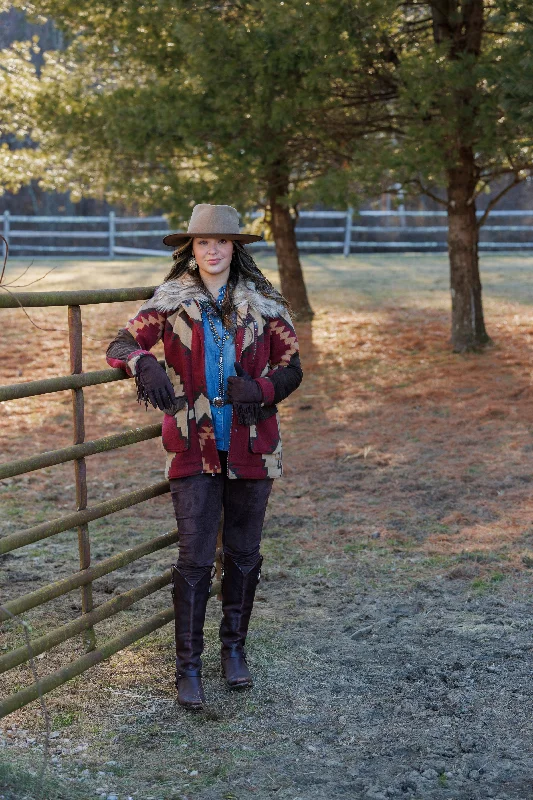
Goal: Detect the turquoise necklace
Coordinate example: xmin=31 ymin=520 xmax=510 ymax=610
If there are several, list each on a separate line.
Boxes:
xmin=200 ymin=297 xmax=233 ymax=408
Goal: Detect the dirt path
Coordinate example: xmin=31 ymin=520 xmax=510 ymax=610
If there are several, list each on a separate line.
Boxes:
xmin=2 ymin=573 xmax=532 ymax=800
xmin=1 ymin=254 xmax=533 ymax=799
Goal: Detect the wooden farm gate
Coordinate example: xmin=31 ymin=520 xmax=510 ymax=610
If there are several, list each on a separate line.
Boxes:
xmin=0 ymin=287 xmax=222 ymax=719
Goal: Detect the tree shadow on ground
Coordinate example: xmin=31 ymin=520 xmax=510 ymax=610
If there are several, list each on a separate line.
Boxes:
xmin=289 ymin=299 xmax=533 ymax=570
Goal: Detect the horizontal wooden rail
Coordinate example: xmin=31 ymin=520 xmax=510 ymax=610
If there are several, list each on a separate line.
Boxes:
xmin=295 ymin=226 xmax=346 ymax=233
xmin=355 ymin=209 xmax=533 ymax=217
xmin=0 ymin=281 xmax=216 ymax=716
xmin=0 ymin=571 xmax=172 ymax=673
xmin=0 ymin=578 xmax=221 ymax=719
xmin=8 ymin=246 xmax=108 ymax=253
xmin=0 ymin=367 xmax=129 ymax=402
xmin=351 ymin=225 xmax=448 ymax=233
xmin=5 ymin=215 xmax=167 ymax=223
xmin=351 ymin=225 xmax=533 ymax=234
xmin=0 ymin=424 xmax=162 ymax=480
xmin=9 ymin=230 xmax=110 ymax=239
xmin=6 ymin=215 xmax=112 ymax=222
xmin=0 ymin=286 xmax=156 ymax=308
xmin=0 ymin=607 xmax=176 ymax=718
xmin=0 ymin=480 xmax=169 ymax=555
xmin=0 ymin=360 xmax=165 ymax=402
xmin=5 ymin=210 xmax=533 ymax=261
xmin=1 ymin=544 xmax=223 ymax=672
xmin=114 ymin=230 xmax=169 ymax=238
xmin=113 ymin=247 xmax=170 ymax=256
xmin=0 ymin=529 xmax=178 ymax=621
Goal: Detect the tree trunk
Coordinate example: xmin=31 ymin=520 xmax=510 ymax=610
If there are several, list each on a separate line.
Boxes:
xmin=447 ymin=147 xmax=490 ymax=352
xmin=432 ymin=0 xmax=489 ymax=352
xmin=268 ymin=190 xmax=314 ymax=321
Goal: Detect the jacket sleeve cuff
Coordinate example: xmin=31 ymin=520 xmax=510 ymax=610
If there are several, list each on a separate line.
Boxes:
xmin=256 ymin=377 xmax=275 ymax=406
xmin=127 ymin=350 xmax=157 ymax=377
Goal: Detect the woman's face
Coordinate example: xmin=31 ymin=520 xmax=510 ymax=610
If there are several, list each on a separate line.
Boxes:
xmin=192 ymin=237 xmax=234 ymax=282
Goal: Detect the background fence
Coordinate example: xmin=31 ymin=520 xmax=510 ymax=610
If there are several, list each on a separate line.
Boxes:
xmin=0 ymin=287 xmax=222 ymax=720
xmin=4 ymin=209 xmax=533 ymax=258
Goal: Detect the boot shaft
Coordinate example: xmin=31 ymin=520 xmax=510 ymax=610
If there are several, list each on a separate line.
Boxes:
xmin=219 ymin=554 xmax=263 ymax=651
xmin=171 ymin=564 xmax=212 ymax=675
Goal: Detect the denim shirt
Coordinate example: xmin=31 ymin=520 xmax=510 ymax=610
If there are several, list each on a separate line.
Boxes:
xmin=201 ymin=285 xmax=236 ymax=451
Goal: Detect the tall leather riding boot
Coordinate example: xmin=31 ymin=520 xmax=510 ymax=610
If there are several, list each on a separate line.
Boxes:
xmin=219 ymin=553 xmax=263 ymax=689
xmin=171 ymin=564 xmax=212 ymax=710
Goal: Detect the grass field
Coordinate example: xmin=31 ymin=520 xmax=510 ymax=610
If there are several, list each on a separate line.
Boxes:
xmin=1 ymin=252 xmax=533 ymax=800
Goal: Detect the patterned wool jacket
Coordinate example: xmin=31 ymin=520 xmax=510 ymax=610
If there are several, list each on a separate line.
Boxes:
xmin=106 ymin=273 xmax=303 ymax=480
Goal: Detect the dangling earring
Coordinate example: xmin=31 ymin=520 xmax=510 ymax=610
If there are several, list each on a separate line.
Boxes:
xmin=187 ymin=256 xmax=198 ymax=272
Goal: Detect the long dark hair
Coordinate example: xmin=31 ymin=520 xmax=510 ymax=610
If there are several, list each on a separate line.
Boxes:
xmin=164 ymin=238 xmax=289 ymax=330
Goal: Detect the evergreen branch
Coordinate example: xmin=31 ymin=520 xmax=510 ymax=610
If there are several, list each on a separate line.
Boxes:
xmin=479 ymin=163 xmax=533 ymax=180
xmin=402 ymin=17 xmax=433 ymax=29
xmin=329 ymin=91 xmax=398 ymax=107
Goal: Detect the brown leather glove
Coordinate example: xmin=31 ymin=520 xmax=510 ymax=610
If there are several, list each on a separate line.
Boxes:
xmin=227 ymin=363 xmax=263 ymax=404
xmin=136 ymin=355 xmax=180 ymax=414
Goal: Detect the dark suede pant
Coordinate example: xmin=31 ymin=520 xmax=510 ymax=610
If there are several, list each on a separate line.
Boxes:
xmin=170 ymin=451 xmax=273 ymax=584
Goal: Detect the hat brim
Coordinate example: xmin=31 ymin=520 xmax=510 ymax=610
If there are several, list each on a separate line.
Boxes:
xmin=163 ymin=232 xmax=263 ymax=247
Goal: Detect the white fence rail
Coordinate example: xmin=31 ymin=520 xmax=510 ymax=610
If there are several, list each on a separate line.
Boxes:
xmin=3 ymin=209 xmax=533 ymax=258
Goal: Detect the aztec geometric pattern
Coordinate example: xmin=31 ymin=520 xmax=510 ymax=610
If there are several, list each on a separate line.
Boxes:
xmin=106 ymin=276 xmax=302 ymax=480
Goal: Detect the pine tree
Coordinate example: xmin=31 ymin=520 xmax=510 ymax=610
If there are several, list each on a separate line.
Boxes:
xmin=15 ymin=0 xmax=352 ymax=319
xmin=313 ymin=0 xmax=533 ymax=351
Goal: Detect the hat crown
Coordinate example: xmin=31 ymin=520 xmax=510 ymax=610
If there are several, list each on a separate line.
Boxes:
xmin=187 ymin=203 xmax=241 ymax=236
xmin=162 ymin=203 xmax=263 ymax=246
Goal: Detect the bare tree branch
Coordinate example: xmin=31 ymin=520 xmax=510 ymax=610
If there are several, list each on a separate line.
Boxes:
xmin=477 ymin=173 xmax=524 ymax=228
xmin=405 ymin=177 xmax=449 ymax=207
xmin=0 ymin=235 xmax=8 ymax=286
xmin=0 ymin=603 xmax=51 ymax=798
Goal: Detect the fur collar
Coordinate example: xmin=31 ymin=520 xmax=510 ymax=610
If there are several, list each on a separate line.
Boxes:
xmin=151 ymin=272 xmax=285 ymax=319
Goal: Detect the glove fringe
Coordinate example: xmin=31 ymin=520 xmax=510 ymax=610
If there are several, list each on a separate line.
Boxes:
xmin=234 ymin=401 xmax=260 ymax=426
xmin=135 ymin=373 xmax=151 ymax=411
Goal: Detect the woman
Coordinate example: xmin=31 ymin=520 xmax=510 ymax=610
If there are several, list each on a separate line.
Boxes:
xmin=106 ymin=204 xmax=303 ymax=710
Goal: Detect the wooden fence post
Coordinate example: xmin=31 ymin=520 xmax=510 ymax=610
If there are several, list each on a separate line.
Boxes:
xmin=68 ymin=305 xmax=96 ymax=652
xmin=108 ymin=211 xmax=115 ymax=259
xmin=394 ymin=184 xmax=406 ymax=228
xmin=343 ymin=207 xmax=353 ymax=257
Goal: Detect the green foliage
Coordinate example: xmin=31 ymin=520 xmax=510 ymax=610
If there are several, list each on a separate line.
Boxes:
xmin=52 ymin=709 xmax=79 ymax=728
xmin=0 ymin=39 xmax=45 ymax=194
xmin=310 ymin=1 xmax=533 ymax=206
xmin=0 ymin=755 xmax=88 ymax=800
xmin=9 ymin=0 xmax=350 ymax=223
xmin=472 ymin=571 xmax=507 ymax=592
xmin=4 ymin=1 xmax=533 ymax=222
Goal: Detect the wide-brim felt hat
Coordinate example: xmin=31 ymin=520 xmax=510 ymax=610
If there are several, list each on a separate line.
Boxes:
xmin=163 ymin=203 xmax=263 ymax=247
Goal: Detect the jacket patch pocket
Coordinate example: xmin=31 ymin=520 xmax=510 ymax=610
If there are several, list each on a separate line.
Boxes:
xmin=249 ymin=413 xmax=281 ymax=454
xmin=162 ymin=402 xmax=190 ymax=452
